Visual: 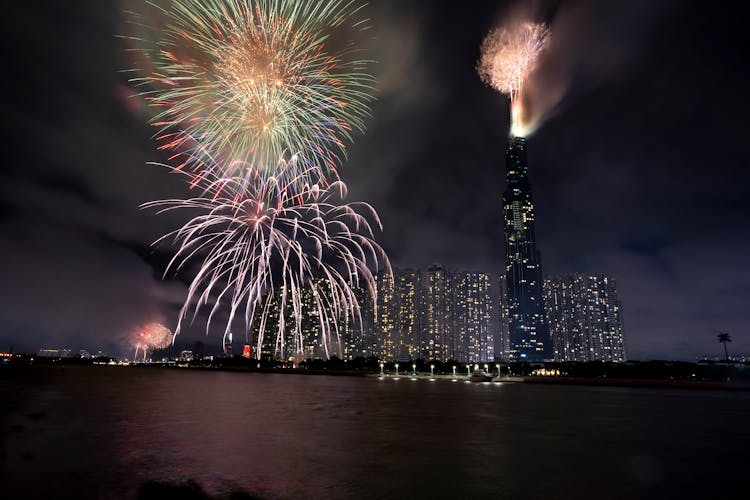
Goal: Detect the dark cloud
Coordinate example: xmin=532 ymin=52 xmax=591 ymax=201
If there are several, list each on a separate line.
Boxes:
xmin=1 ymin=0 xmax=748 ymax=359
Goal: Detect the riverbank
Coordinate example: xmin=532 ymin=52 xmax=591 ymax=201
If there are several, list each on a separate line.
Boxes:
xmin=518 ymin=375 xmax=750 ymax=391
xmin=4 ymin=361 xmax=750 ymax=391
xmin=146 ymin=365 xmax=750 ymax=390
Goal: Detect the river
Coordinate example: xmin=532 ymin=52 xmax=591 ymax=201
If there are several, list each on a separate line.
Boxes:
xmin=2 ymin=366 xmax=748 ymax=499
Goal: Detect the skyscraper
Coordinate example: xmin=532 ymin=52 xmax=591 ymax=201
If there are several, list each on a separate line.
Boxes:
xmin=495 ymin=274 xmax=510 ymax=360
xmin=349 ymin=280 xmax=377 ymax=360
xmin=502 ymin=136 xmax=549 ymax=361
xmin=350 ymin=269 xmax=423 ymax=362
xmin=395 ymin=269 xmax=422 ymax=361
xmin=425 ymin=264 xmax=450 ymax=361
xmin=453 ymin=272 xmax=494 ymax=363
xmin=544 ymin=274 xmax=627 ymax=362
xmin=374 ymin=272 xmax=397 ymax=360
xmin=252 ymin=280 xmax=345 ymax=362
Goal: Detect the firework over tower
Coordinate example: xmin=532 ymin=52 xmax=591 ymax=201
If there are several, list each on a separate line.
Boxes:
xmin=476 ymin=21 xmax=551 ymax=360
xmin=502 ymin=136 xmax=548 ymax=361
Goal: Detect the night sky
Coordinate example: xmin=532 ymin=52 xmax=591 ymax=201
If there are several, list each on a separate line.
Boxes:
xmin=1 ymin=0 xmax=748 ymax=359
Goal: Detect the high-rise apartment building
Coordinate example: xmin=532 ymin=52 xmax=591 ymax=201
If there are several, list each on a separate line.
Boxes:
xmin=544 ymin=274 xmax=626 ymax=362
xmin=465 ymin=272 xmax=494 ymax=363
xmin=453 ymin=272 xmax=494 ymax=363
xmin=347 ymin=269 xmax=424 ymax=362
xmin=374 ymin=272 xmax=397 ymax=360
xmin=425 ymin=264 xmax=450 ymax=361
xmin=395 ymin=269 xmax=422 ymax=361
xmin=502 ymin=136 xmax=549 ymax=361
xmin=496 ymin=274 xmax=510 ymax=361
xmin=251 ymin=280 xmax=347 ymax=362
xmin=346 ymin=281 xmax=375 ymax=360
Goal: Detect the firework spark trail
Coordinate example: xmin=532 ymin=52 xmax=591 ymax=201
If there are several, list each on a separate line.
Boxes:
xmin=477 ymin=22 xmax=549 ymax=136
xmin=130 ymin=323 xmax=173 ymax=361
xmin=125 ymin=0 xmax=373 ymax=188
xmin=143 ymin=162 xmax=390 ymax=360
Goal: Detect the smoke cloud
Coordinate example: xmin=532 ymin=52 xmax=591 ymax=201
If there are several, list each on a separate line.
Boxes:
xmin=521 ymin=0 xmax=673 ymax=135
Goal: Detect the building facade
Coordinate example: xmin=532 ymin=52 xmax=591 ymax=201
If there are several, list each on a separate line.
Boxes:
xmin=250 ymin=266 xmax=627 ymax=365
xmin=395 ymin=269 xmax=423 ymax=361
xmin=544 ymin=274 xmax=627 ymax=362
xmin=453 ymin=272 xmax=494 ymax=363
xmin=495 ymin=274 xmax=510 ymax=361
xmin=425 ymin=265 xmax=450 ymax=361
xmin=502 ymin=136 xmax=549 ymax=361
xmin=344 ymin=266 xmax=495 ymax=363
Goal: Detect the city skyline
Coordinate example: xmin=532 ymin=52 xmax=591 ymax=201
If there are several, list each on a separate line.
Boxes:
xmin=273 ymin=264 xmax=625 ymax=365
xmin=0 ymin=0 xmax=748 ymax=361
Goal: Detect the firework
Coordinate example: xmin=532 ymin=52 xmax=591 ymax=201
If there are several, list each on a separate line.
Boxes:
xmin=144 ymin=162 xmax=390 ymax=360
xmin=477 ymin=22 xmax=549 ymax=136
xmin=126 ymin=0 xmax=373 ymax=187
xmin=125 ymin=0 xmax=388 ymax=360
xmin=131 ymin=322 xmax=173 ymax=361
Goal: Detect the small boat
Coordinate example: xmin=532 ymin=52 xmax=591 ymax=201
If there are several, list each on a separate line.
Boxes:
xmin=469 ymin=370 xmax=493 ymax=382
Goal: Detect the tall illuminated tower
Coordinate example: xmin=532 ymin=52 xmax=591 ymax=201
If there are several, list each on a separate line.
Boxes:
xmin=503 ymin=136 xmax=549 ymax=360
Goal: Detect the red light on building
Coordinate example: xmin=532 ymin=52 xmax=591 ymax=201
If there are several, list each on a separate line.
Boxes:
xmin=242 ymin=344 xmax=251 ymax=359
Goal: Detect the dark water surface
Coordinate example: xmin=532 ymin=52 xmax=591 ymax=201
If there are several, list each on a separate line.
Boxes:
xmin=2 ymin=366 xmax=749 ymax=499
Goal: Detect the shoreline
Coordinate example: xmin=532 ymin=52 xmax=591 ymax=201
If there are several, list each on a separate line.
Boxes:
xmin=517 ymin=375 xmax=750 ymax=391
xmin=112 ymin=364 xmax=750 ymax=390
xmin=184 ymin=366 xmax=750 ymax=390
xmin=4 ymin=363 xmax=750 ymax=391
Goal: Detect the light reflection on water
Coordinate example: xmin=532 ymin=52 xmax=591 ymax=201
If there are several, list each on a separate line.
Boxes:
xmin=3 ymin=366 xmax=749 ymax=499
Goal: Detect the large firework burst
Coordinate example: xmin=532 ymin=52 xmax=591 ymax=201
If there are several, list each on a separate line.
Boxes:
xmin=125 ymin=1 xmax=388 ymax=359
xmin=126 ymin=0 xmax=373 ymax=187
xmin=477 ymin=21 xmax=549 ymax=136
xmin=144 ymin=162 xmax=389 ymax=360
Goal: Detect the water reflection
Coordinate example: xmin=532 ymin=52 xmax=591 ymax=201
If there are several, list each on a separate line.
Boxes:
xmin=3 ymin=366 xmax=750 ymax=499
